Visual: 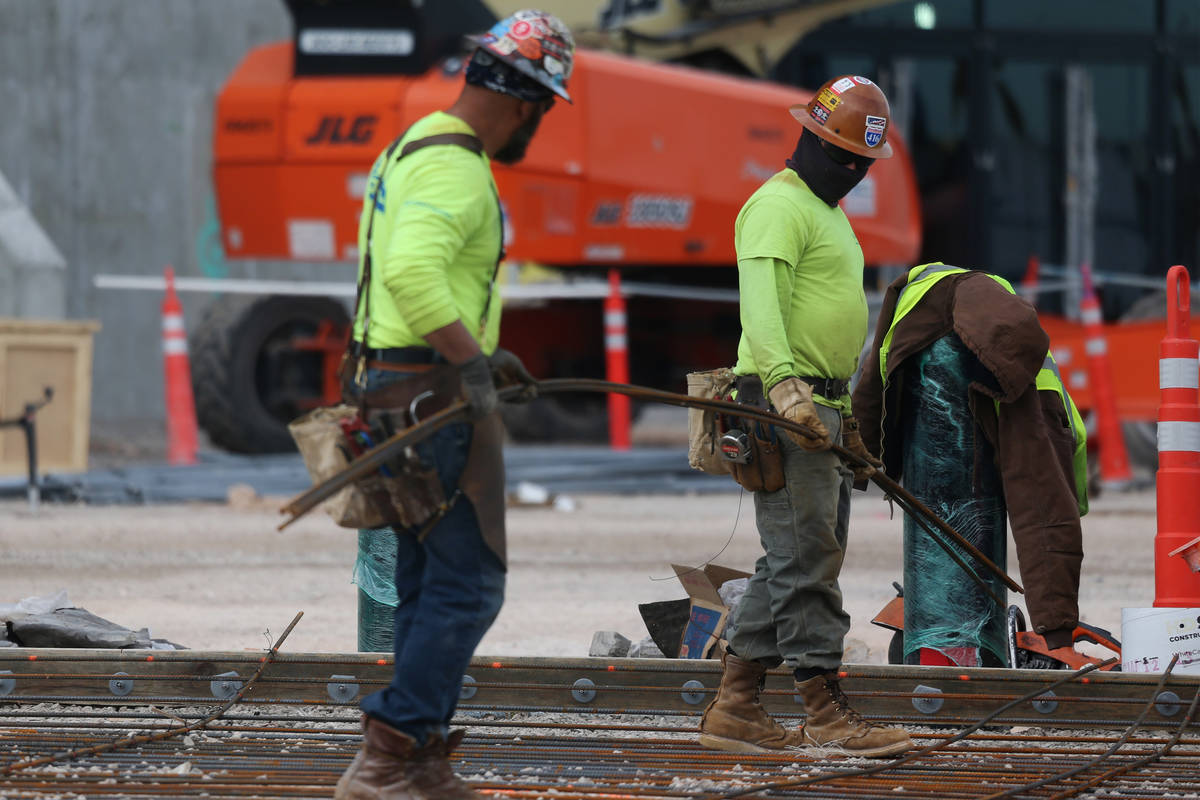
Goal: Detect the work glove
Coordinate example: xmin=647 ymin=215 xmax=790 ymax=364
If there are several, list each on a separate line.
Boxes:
xmin=488 ymin=347 xmax=538 ymax=403
xmin=842 ymin=416 xmax=883 ymax=483
xmin=458 ymin=354 xmax=499 ymax=421
xmin=767 ymin=377 xmax=830 ymax=451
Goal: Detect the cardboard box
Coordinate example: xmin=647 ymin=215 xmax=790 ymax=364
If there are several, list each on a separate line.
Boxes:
xmin=671 ymin=563 xmax=751 ymax=659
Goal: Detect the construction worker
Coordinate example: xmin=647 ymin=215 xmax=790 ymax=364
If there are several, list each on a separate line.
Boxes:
xmin=698 ymin=75 xmax=912 ymax=758
xmin=852 ymin=264 xmax=1088 ymax=665
xmin=334 ymin=11 xmax=574 ymax=800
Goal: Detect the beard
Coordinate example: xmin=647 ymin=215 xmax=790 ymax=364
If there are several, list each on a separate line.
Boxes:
xmin=492 ymin=108 xmax=545 ymax=165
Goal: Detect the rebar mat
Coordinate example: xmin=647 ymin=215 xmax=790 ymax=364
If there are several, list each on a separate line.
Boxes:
xmin=2 ymin=702 xmax=1199 ymax=799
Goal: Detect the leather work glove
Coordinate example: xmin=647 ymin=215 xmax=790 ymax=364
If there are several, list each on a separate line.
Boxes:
xmin=767 ymin=377 xmax=830 ymax=451
xmin=488 ymin=347 xmax=538 ymax=403
xmin=458 ymin=354 xmax=499 ymax=421
xmin=842 ymin=416 xmax=883 ymax=484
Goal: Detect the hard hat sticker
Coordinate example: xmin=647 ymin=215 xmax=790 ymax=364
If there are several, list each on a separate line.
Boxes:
xmin=810 ymin=104 xmax=830 ymax=124
xmin=831 ymin=77 xmax=855 ymax=94
xmin=817 ymin=89 xmax=840 ymax=110
xmin=853 ymin=76 xmax=874 ymax=86
xmin=864 ymin=114 xmax=887 ymax=147
xmin=482 ymin=34 xmax=517 ymax=55
xmin=516 ymin=37 xmax=543 ymax=59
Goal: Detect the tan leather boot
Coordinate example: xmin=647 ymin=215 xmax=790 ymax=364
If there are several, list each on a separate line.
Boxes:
xmin=334 ymin=714 xmax=420 ymax=800
xmin=406 ymin=729 xmax=484 ymax=800
xmin=699 ymin=650 xmax=805 ymax=753
xmin=795 ymin=673 xmax=912 ymax=757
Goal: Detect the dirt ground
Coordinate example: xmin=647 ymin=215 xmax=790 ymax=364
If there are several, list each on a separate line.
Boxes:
xmin=0 ymin=480 xmax=1156 ymax=663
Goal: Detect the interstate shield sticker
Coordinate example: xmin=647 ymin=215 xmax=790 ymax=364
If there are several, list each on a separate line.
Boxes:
xmin=864 ymin=114 xmax=886 ymax=147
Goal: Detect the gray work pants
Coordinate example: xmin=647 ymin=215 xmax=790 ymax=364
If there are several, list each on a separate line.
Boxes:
xmin=727 ymin=404 xmax=852 ymax=672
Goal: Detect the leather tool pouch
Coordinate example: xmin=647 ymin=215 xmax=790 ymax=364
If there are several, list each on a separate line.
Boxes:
xmin=290 ymin=366 xmax=458 ymax=531
xmin=726 ymin=376 xmax=786 ymax=493
xmin=686 ymin=367 xmax=736 ymax=475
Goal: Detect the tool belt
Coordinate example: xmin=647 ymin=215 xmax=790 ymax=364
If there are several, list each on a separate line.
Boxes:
xmin=722 ymin=376 xmax=785 ymax=493
xmin=799 ymin=375 xmax=849 ymax=400
xmin=685 ymin=369 xmax=785 ymax=492
xmin=289 ymin=348 xmax=460 ymax=532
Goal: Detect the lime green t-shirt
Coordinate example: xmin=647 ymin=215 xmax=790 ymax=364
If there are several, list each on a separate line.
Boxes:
xmin=732 ymin=168 xmax=867 ymax=413
xmin=352 ymin=111 xmax=503 ymax=353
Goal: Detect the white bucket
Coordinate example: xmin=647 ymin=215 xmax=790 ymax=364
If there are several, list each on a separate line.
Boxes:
xmin=1121 ymin=607 xmax=1200 ymax=675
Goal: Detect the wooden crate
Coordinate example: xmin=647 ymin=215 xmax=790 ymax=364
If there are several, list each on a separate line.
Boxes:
xmin=0 ymin=318 xmax=101 ymax=476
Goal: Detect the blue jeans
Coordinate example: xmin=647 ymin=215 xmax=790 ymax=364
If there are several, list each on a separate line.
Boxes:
xmin=357 ymin=368 xmax=506 ymax=744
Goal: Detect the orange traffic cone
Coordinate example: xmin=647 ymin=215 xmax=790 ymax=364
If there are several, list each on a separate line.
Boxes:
xmin=1020 ymin=253 xmax=1041 ymax=307
xmin=605 ymin=269 xmax=631 ymax=451
xmin=162 ymin=266 xmax=198 ymax=465
xmin=1079 ymin=263 xmax=1132 ymax=488
xmin=1155 ymin=265 xmax=1200 ymax=607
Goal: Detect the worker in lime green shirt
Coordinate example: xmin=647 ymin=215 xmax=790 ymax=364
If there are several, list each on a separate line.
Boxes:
xmin=699 ymin=75 xmax=911 ymax=759
xmin=335 ymin=12 xmax=574 ymax=800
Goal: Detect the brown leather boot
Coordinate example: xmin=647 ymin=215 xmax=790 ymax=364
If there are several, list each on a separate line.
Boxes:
xmin=406 ymin=729 xmax=483 ymax=800
xmin=334 ymin=714 xmax=420 ymax=800
xmin=795 ymin=673 xmax=912 ymax=758
xmin=698 ymin=649 xmax=805 ymax=753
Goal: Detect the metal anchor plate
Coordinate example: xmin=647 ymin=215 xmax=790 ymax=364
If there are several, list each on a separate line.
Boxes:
xmin=1032 ymin=691 xmax=1058 ymax=715
xmin=680 ymin=679 xmax=706 ymax=705
xmin=572 ymin=677 xmax=596 ymax=703
xmin=210 ymin=671 xmax=244 ymax=700
xmin=1156 ymin=690 xmax=1182 ymax=717
xmin=109 ymin=671 xmax=133 ymax=697
xmin=912 ymin=684 xmax=944 ymax=714
xmin=327 ymin=675 xmax=358 ymax=703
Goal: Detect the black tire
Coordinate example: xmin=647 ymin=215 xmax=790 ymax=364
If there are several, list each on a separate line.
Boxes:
xmin=190 ymin=295 xmax=349 ymax=453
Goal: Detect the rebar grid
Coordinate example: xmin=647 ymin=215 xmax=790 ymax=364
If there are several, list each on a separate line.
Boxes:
xmin=2 ymin=652 xmax=1199 ymax=800
xmin=2 ymin=706 xmax=1200 ymax=799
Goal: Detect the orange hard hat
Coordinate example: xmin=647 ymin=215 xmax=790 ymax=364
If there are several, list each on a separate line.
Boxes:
xmin=790 ymin=75 xmax=893 ymax=159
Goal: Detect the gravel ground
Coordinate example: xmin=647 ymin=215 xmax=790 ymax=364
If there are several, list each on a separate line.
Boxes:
xmin=0 ymin=481 xmax=1157 ymax=663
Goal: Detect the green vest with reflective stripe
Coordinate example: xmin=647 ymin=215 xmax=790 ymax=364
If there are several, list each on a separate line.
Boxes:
xmin=879 ymin=264 xmax=1089 ymax=516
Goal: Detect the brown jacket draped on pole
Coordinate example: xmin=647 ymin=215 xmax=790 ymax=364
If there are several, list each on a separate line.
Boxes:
xmin=852 ymin=269 xmax=1083 ymax=642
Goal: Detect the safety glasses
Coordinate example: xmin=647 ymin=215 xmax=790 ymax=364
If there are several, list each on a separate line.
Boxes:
xmin=821 ymin=139 xmax=873 ymax=169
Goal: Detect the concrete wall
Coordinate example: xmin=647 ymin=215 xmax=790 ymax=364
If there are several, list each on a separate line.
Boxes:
xmin=0 ymin=0 xmax=302 ymax=428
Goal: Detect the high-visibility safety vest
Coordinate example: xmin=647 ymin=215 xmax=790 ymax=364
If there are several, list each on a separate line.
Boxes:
xmin=879 ymin=263 xmax=1089 ymax=516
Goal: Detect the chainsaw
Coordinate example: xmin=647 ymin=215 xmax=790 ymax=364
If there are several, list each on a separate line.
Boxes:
xmin=871 ymin=583 xmax=1122 ymax=671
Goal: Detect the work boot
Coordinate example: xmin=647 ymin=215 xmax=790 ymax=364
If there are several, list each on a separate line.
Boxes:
xmin=795 ymin=673 xmax=912 ymax=758
xmin=698 ymin=648 xmax=804 ymax=753
xmin=334 ymin=714 xmax=420 ymax=800
xmin=406 ymin=729 xmax=484 ymax=800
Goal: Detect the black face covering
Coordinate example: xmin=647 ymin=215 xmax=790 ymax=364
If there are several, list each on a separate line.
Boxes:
xmin=786 ymin=129 xmax=872 ymax=207
xmin=493 ymin=104 xmax=547 ymax=165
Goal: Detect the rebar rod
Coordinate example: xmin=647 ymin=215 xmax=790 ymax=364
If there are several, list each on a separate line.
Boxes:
xmin=1 ymin=611 xmax=303 ymax=775
xmin=277 ymin=378 xmax=1021 ymax=597
xmin=982 ymin=654 xmax=1182 ymax=799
